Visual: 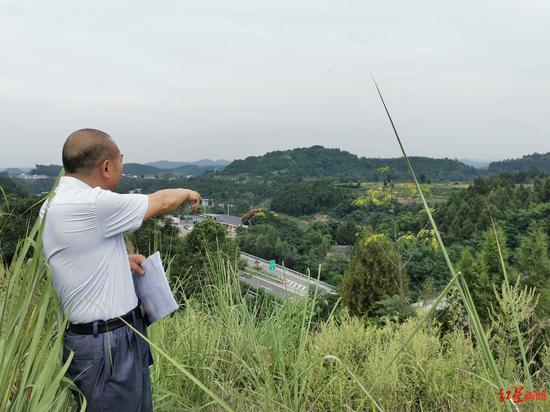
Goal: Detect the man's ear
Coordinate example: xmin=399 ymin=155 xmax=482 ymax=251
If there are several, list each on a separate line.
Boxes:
xmin=100 ymin=159 xmax=112 ymax=178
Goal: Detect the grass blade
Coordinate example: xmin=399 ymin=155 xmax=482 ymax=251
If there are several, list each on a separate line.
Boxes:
xmin=370 ymin=74 xmax=510 ymax=409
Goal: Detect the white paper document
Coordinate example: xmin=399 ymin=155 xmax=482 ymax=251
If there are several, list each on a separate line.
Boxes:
xmin=133 ymin=251 xmax=179 ymax=324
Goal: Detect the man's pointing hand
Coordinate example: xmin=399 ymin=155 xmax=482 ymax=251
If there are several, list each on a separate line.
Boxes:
xmin=186 ymin=190 xmax=202 ymax=211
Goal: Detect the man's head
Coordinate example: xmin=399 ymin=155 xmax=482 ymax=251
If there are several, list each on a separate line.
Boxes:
xmin=62 ymin=128 xmax=123 ymax=190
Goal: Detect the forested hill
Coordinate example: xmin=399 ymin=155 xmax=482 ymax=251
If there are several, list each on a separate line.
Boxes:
xmin=221 ymin=145 xmax=480 ymax=182
xmin=487 ymin=152 xmax=550 ymax=175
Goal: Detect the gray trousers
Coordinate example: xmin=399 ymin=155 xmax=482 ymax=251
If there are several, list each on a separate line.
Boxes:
xmin=63 ymin=312 xmax=154 ymax=412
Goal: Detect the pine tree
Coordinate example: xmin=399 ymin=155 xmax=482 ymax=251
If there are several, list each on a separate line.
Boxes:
xmin=516 ymin=224 xmax=550 ymax=288
xmin=457 ymin=248 xmax=493 ymax=322
xmin=479 ymin=226 xmax=508 ymax=286
xmin=339 ymin=233 xmax=399 ymax=317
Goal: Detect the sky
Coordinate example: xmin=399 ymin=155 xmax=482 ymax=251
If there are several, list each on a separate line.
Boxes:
xmin=1 ymin=0 xmax=549 ymax=168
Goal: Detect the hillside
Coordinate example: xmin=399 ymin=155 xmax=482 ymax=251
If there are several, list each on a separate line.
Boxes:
xmin=487 ymin=152 xmax=550 ymax=174
xmin=221 ymin=145 xmax=480 ymax=182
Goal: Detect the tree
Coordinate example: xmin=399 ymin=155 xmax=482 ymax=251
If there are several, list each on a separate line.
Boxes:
xmin=516 ymin=224 xmax=550 ymax=288
xmin=479 ymin=226 xmax=508 ymax=285
xmin=515 ymin=223 xmax=550 ymax=315
xmin=270 ymin=180 xmax=345 ymax=216
xmin=182 ymin=220 xmax=239 ymax=282
xmin=339 ymin=233 xmax=398 ymax=317
xmin=0 ymin=195 xmax=42 ymax=264
xmin=0 ymin=175 xmax=29 ymax=197
xmin=352 ymin=182 xmax=436 ymax=306
xmin=456 ymin=248 xmax=493 ymax=322
xmin=334 ymin=220 xmax=358 ymax=245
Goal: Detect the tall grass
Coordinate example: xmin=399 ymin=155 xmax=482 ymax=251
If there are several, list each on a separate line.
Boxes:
xmin=0 ymin=204 xmax=81 ymax=411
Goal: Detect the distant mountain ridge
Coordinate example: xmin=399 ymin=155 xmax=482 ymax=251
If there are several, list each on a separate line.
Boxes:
xmin=0 ymin=167 xmax=33 ymax=174
xmin=0 ymin=168 xmax=28 ymax=175
xmin=146 ymin=159 xmax=230 ymax=169
xmin=27 ymin=162 xmax=224 ymax=177
xmin=459 ymin=159 xmax=493 ymax=169
xmin=123 ymin=163 xmax=224 ymax=176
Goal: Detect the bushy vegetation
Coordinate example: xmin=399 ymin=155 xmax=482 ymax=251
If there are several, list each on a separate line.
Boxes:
xmin=270 ymin=179 xmax=346 ymax=216
xmin=436 ymin=175 xmax=550 ymax=244
xmin=0 ymin=194 xmax=42 ymax=264
xmin=1 ymin=219 xmax=548 ymax=410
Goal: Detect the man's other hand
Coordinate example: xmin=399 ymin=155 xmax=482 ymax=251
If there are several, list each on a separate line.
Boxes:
xmin=129 ymin=254 xmax=146 ymax=275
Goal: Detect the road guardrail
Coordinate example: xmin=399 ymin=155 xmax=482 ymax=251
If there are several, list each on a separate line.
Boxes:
xmin=240 ymin=251 xmax=336 ymax=294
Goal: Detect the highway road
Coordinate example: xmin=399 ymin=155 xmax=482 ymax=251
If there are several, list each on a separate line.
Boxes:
xmin=237 ymin=270 xmax=302 ymax=299
xmin=239 ymin=252 xmax=336 ymax=297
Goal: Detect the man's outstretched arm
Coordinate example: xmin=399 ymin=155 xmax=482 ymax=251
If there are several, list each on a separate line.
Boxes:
xmin=145 ymin=188 xmax=202 ymax=221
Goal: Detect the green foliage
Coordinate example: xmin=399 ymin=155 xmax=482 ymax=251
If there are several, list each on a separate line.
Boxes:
xmin=452 ymin=227 xmax=514 ymax=323
xmin=237 ymin=212 xmax=345 ymax=284
xmin=222 ymin=145 xmax=482 ymax=182
xmin=339 ymin=233 xmax=399 ymax=316
xmin=0 ymin=175 xmax=29 ymax=197
xmin=488 ymin=280 xmax=540 ymax=381
xmin=30 ymin=164 xmax=63 ymax=176
xmin=372 ymin=295 xmax=415 ymax=321
xmin=0 ymin=195 xmax=42 ymax=264
xmin=515 ymin=224 xmax=550 ymax=316
xmin=270 ymin=179 xmax=345 ymax=216
xmin=456 ymin=248 xmax=493 ymax=322
xmin=353 ymin=185 xmax=397 ymax=209
xmin=487 ymin=152 xmax=550 ymax=175
xmin=334 ymin=220 xmax=358 ymax=245
xmin=319 ymin=255 xmax=348 ymax=286
xmin=480 ymin=225 xmax=509 ymax=283
xmin=0 ymin=202 xmax=80 ymax=411
xmin=2 ymin=201 xmax=549 ymax=410
xmin=178 ymin=219 xmax=240 ymax=296
xmin=401 ymin=239 xmax=449 ymax=299
xmin=515 ymin=224 xmax=550 ymax=289
xmin=183 ymin=219 xmax=239 ymax=268
xmin=438 ymin=175 xmax=550 ymax=245
xmin=238 ymin=224 xmax=297 ymax=263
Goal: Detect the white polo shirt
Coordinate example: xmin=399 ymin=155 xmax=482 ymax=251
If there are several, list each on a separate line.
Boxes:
xmin=39 ymin=176 xmax=148 ymax=324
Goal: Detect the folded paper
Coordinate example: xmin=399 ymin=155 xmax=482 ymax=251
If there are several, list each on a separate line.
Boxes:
xmin=133 ymin=251 xmax=178 ymax=324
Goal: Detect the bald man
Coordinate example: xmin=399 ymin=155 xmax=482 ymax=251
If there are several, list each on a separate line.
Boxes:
xmin=40 ymin=128 xmax=201 ymax=412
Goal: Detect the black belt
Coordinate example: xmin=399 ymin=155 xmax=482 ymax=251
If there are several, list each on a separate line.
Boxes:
xmin=68 ymin=306 xmax=142 ymax=335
